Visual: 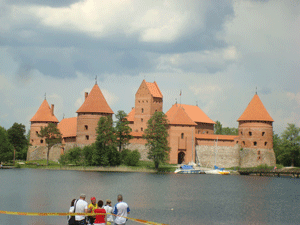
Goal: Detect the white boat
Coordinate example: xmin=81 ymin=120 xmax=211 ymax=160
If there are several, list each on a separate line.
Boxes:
xmin=205 ymin=166 xmax=230 ymax=175
xmin=174 ymin=165 xmax=206 ymax=174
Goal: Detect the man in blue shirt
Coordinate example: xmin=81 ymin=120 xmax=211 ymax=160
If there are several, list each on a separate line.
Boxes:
xmin=113 ymin=194 xmax=130 ymax=225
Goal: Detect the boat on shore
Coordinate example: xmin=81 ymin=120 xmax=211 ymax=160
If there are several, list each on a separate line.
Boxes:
xmin=205 ymin=166 xmax=230 ymax=175
xmin=174 ymin=165 xmax=206 ymax=174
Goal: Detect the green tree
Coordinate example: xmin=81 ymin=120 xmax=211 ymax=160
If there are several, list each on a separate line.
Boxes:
xmin=82 ymin=144 xmax=95 ymax=166
xmin=7 ymin=123 xmax=28 ymax=161
xmin=67 ymin=147 xmax=83 ymax=166
xmin=0 ymin=126 xmax=14 ymax=162
xmin=115 ymin=110 xmax=132 ymax=151
xmin=94 ymin=116 xmax=120 ymax=166
xmin=281 ymin=123 xmax=300 ymax=167
xmin=143 ymin=111 xmax=170 ymax=169
xmin=214 ymin=120 xmax=238 ymax=135
xmin=37 ymin=123 xmax=62 ymax=166
xmin=214 ymin=121 xmax=222 ymax=134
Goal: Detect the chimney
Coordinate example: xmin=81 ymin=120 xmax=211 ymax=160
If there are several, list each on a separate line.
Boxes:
xmin=51 ymin=104 xmax=54 ymax=116
xmin=85 ymin=92 xmax=88 ymax=99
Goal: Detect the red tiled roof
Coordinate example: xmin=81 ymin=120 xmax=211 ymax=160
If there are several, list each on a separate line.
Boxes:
xmin=237 ymin=94 xmax=274 ymax=122
xmin=145 ymin=81 xmax=163 ymax=98
xmin=127 ymin=108 xmax=135 ymax=122
xmin=166 ymin=105 xmax=197 ymax=126
xmin=173 ymin=104 xmax=216 ymax=124
xmin=30 ymin=99 xmax=59 ymax=123
xmin=57 ymin=117 xmax=77 ymax=138
xmin=76 ymin=84 xmax=114 ymax=114
xmin=195 ymin=134 xmax=238 ymax=141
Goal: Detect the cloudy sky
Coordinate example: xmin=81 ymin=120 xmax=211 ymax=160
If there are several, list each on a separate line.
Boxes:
xmin=0 ymin=0 xmax=299 ymax=135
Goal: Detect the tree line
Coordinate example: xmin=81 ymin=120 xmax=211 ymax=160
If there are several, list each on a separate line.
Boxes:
xmin=0 ymin=123 xmax=29 ymax=163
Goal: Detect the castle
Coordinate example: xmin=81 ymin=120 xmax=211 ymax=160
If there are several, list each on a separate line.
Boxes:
xmin=27 ymin=80 xmax=276 ymax=168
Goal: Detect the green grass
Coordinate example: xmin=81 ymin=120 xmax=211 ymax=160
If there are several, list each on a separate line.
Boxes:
xmin=19 ymin=160 xmax=177 ymax=172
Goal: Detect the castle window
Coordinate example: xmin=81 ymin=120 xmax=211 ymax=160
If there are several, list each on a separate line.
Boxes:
xmin=142 ymin=108 xmax=144 ymax=113
xmin=141 ymin=118 xmax=143 ymax=122
xmin=262 ymin=132 xmax=265 ymax=136
xmin=241 ymin=131 xmax=243 ymax=135
xmin=141 ymin=127 xmax=143 ymax=131
xmin=155 ymin=110 xmax=157 ymax=112
xmin=242 ymin=141 xmax=245 ymax=146
xmin=236 ymin=141 xmax=239 ymax=144
xmin=264 ymin=142 xmax=267 ymax=146
xmin=257 ymin=150 xmax=261 ymax=155
xmin=84 ymin=125 xmax=88 ymax=130
xmin=249 ymin=131 xmax=252 ymax=136
xmin=86 ymin=135 xmax=89 ymax=140
xmin=253 ymin=141 xmax=257 ymax=146
xmin=31 ymin=139 xmax=34 ymax=143
xmin=257 ymin=156 xmax=261 ymax=160
xmin=40 ymin=139 xmax=43 ymax=144
xmin=36 ymin=131 xmax=38 ymax=134
xmin=181 ymin=133 xmax=184 ymax=139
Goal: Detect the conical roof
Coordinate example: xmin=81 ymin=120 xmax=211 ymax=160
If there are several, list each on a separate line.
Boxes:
xmin=237 ymin=94 xmax=274 ymax=122
xmin=166 ymin=105 xmax=197 ymax=126
xmin=30 ymin=99 xmax=59 ymax=122
xmin=76 ymin=84 xmax=114 ymax=114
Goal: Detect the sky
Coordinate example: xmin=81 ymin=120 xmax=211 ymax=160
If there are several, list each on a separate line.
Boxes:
xmin=0 ymin=0 xmax=299 ymax=135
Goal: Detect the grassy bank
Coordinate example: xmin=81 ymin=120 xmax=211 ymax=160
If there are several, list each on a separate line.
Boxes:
xmin=14 ymin=160 xmax=177 ymax=173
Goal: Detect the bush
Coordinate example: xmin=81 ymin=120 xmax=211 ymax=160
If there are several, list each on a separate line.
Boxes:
xmin=121 ymin=149 xmax=130 ymax=164
xmin=67 ymin=147 xmax=84 ymax=165
xmin=122 ymin=149 xmax=141 ymax=166
xmin=83 ymin=144 xmax=95 ymax=166
xmin=58 ymin=153 xmax=68 ymax=166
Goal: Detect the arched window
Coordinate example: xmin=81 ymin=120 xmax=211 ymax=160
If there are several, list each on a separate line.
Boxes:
xmin=141 ymin=108 xmax=144 ymax=113
xmin=141 ymin=127 xmax=143 ymax=131
xmin=262 ymin=132 xmax=265 ymax=136
xmin=86 ymin=135 xmax=89 ymax=140
xmin=181 ymin=133 xmax=184 ymax=139
xmin=249 ymin=131 xmax=252 ymax=136
xmin=84 ymin=125 xmax=88 ymax=130
xmin=253 ymin=141 xmax=257 ymax=146
xmin=264 ymin=142 xmax=267 ymax=146
xmin=40 ymin=139 xmax=43 ymax=144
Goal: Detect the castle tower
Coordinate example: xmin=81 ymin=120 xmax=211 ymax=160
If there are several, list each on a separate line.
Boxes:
xmin=237 ymin=94 xmax=274 ymax=149
xmin=76 ymin=83 xmax=114 ymax=145
xmin=130 ymin=80 xmax=163 ymax=132
xmin=30 ymin=99 xmax=59 ymax=146
xmin=237 ymin=94 xmax=275 ymax=167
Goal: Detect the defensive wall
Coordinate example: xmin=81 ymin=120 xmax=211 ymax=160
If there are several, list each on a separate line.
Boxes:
xmin=27 ymin=142 xmax=276 ymax=169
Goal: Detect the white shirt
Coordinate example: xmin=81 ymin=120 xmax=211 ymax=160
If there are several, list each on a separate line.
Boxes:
xmin=113 ymin=201 xmax=130 ymax=224
xmin=68 ymin=206 xmax=74 ymax=220
xmin=103 ymin=205 xmax=113 ymax=222
xmin=75 ymin=199 xmax=88 ymax=221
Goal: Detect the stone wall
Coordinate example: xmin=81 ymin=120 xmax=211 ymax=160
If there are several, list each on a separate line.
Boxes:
xmin=239 ymin=148 xmax=276 ymax=168
xmin=195 ymin=145 xmax=276 ymax=168
xmin=27 ymin=144 xmax=62 ymax=162
xmin=126 ymin=143 xmax=149 ymax=161
xmin=196 ymin=145 xmax=240 ymax=168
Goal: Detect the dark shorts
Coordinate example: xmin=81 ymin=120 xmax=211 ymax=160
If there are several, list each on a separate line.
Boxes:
xmin=75 ymin=219 xmax=86 ymax=225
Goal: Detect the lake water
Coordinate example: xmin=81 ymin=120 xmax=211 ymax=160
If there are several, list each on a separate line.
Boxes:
xmin=0 ymin=168 xmax=300 ymax=225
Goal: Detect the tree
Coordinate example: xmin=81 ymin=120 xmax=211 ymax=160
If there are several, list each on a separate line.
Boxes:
xmin=0 ymin=126 xmax=14 ymax=162
xmin=115 ymin=110 xmax=132 ymax=151
xmin=143 ymin=111 xmax=170 ymax=169
xmin=7 ymin=123 xmax=28 ymax=162
xmin=37 ymin=123 xmax=62 ymax=166
xmin=281 ymin=123 xmax=300 ymax=167
xmin=214 ymin=121 xmax=222 ymax=134
xmin=94 ymin=116 xmax=120 ymax=166
xmin=214 ymin=120 xmax=238 ymax=135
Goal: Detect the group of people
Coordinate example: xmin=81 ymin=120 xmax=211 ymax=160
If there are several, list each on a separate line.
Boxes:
xmin=68 ymin=193 xmax=130 ymax=225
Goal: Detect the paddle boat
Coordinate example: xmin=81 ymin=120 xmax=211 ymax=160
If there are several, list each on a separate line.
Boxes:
xmin=174 ymin=165 xmax=206 ymax=174
xmin=205 ymin=166 xmax=230 ymax=175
